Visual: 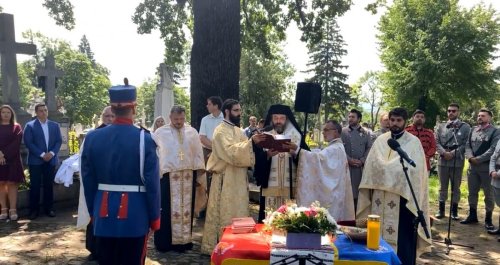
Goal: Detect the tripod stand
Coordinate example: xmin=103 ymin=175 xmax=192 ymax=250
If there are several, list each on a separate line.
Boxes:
xmin=399 ymin=157 xmax=431 ymax=265
xmin=433 ymin=126 xmax=473 ymax=254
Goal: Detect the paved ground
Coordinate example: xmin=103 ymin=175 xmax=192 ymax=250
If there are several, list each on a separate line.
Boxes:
xmin=0 ymin=203 xmax=498 ymax=264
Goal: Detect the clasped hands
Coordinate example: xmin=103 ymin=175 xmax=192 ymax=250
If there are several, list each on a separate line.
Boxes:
xmin=348 ymin=159 xmax=363 ymax=167
xmin=42 ymin=152 xmax=54 ymax=162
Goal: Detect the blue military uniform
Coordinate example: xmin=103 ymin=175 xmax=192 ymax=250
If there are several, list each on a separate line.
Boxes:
xmin=81 ymin=83 xmax=160 ymax=265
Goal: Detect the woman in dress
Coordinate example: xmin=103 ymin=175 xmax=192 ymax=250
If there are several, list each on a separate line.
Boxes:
xmin=0 ymin=105 xmax=25 ymax=221
xmin=152 ymin=116 xmax=166 ymax=132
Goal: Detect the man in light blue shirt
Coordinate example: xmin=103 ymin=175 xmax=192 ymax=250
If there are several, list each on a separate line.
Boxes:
xmin=199 ymin=96 xmax=224 ymax=153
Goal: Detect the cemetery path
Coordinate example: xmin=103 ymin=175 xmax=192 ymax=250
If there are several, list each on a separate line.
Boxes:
xmin=0 ymin=204 xmax=498 ymax=265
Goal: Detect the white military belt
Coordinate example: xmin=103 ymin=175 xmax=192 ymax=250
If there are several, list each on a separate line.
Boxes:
xmin=98 ymin=184 xmax=146 ymax=192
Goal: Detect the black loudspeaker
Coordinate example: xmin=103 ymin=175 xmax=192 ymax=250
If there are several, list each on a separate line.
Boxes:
xmin=294 ymin=82 xmax=322 ymax=114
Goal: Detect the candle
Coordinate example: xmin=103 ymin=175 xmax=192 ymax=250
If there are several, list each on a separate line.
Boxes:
xmin=367 ymin=214 xmax=380 ymax=250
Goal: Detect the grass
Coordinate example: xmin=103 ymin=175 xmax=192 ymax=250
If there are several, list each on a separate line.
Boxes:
xmin=428 ymin=160 xmax=486 ymax=208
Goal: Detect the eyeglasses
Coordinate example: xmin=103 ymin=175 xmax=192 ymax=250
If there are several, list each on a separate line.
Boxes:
xmin=447 ymin=109 xmax=457 ymax=113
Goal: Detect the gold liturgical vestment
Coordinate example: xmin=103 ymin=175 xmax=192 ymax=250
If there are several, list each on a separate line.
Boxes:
xmin=263 ymin=126 xmax=302 ymax=210
xmin=201 ymin=121 xmax=255 ymax=254
xmin=154 ymin=124 xmax=205 ymax=246
xmin=357 ymin=132 xmax=431 ymax=253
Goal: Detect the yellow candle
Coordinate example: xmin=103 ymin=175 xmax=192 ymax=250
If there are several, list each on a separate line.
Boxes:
xmin=367 ymin=214 xmax=380 ymax=250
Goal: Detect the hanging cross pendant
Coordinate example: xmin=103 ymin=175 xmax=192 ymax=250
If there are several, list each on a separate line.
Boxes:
xmin=178 ymin=150 xmax=185 ymax=161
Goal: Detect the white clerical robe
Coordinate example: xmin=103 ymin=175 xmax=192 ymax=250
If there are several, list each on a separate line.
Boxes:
xmin=263 ymin=123 xmax=302 ymax=210
xmin=297 ymin=138 xmax=355 ymax=222
xmin=155 ymin=124 xmax=205 ymax=246
xmin=357 ymin=132 xmax=431 ymax=253
xmin=201 ymin=121 xmax=255 ymax=254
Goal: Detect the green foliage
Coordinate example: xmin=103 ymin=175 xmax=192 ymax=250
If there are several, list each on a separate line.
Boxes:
xmin=306 ymin=19 xmax=353 ymax=123
xmin=378 ymin=0 xmax=500 ymax=125
xmin=42 ymin=0 xmax=76 ymax=30
xmin=136 ymin=78 xmax=191 ymax=127
xmin=351 ymin=71 xmax=387 ymax=128
xmin=20 ymin=31 xmax=111 ymax=126
xmin=68 ymin=130 xmax=79 ymax=154
xmin=239 ymin=47 xmax=294 ymax=126
xmin=78 ymin=35 xmax=95 ymax=65
xmin=133 ymin=0 xmax=353 ymax=66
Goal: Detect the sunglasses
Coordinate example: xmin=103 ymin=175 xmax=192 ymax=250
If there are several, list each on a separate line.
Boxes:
xmin=447 ymin=109 xmax=457 ymax=113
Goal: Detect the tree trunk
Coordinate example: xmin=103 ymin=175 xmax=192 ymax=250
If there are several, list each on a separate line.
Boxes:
xmin=190 ymin=0 xmax=241 ymax=129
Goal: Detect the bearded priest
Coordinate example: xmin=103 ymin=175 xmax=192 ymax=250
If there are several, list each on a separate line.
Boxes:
xmin=154 ymin=105 xmax=205 ymax=252
xmin=357 ymin=107 xmax=431 ymax=264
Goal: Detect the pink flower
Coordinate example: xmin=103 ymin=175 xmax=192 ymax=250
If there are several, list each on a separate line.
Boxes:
xmin=304 ymin=209 xmax=317 ymax=217
xmin=277 ymin=205 xmax=287 ymax=214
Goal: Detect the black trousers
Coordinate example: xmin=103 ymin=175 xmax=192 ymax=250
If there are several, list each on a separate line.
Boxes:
xmin=397 ymin=197 xmax=418 ymax=265
xmin=29 ymin=163 xmax=56 ymax=212
xmin=97 ymin=235 xmax=148 ymax=265
xmin=86 ymin=222 xmax=99 ymax=258
xmin=154 ymin=173 xmax=196 ymax=252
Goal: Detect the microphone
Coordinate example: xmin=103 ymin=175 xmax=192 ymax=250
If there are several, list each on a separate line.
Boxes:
xmin=387 ymin=138 xmax=416 ymax=167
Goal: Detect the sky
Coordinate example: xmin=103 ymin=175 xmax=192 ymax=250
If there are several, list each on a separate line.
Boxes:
xmin=2 ymin=0 xmax=499 ymax=87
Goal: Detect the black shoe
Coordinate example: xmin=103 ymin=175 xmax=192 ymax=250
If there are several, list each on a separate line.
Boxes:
xmin=435 ymin=201 xmax=445 ymax=219
xmin=45 ymin=210 xmax=56 ymax=217
xmin=451 ymin=203 xmax=459 ymax=220
xmin=488 ymin=228 xmax=500 ymax=235
xmin=460 ymin=208 xmax=478 ymax=224
xmin=485 ymin=211 xmax=495 ymax=230
xmin=28 ymin=211 xmax=39 ymax=220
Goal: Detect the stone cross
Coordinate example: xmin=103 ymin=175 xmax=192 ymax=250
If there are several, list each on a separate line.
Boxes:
xmin=154 ymin=63 xmax=175 ymax=123
xmin=36 ymin=54 xmax=64 ymax=113
xmin=0 ymin=13 xmax=37 ymax=110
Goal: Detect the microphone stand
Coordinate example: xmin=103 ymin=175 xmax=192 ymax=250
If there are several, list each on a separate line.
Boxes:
xmin=399 ymin=157 xmax=430 ymax=265
xmin=433 ymin=126 xmax=473 ymax=253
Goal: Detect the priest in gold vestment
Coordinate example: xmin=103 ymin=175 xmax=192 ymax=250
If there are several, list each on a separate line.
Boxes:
xmin=357 ymin=107 xmax=431 ymax=264
xmin=201 ymin=99 xmax=266 ymax=254
xmin=154 ymin=106 xmax=205 ymax=252
xmin=286 ymin=120 xmax=355 ymax=222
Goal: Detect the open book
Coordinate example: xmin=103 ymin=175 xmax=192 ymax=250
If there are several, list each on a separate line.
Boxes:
xmin=255 ymin=132 xmax=291 ymax=152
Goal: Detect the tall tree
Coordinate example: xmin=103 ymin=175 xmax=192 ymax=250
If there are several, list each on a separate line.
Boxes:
xmin=352 ymin=71 xmax=386 ymax=128
xmin=133 ymin=0 xmax=352 ymax=129
xmin=42 ymin=0 xmax=75 ymax=30
xmin=21 ymin=31 xmax=111 ymax=125
xmin=78 ymin=35 xmax=95 ymax=65
xmin=378 ymin=0 xmax=500 ymax=124
xmin=239 ymin=46 xmax=294 ymax=125
xmin=306 ymin=20 xmax=353 ymax=123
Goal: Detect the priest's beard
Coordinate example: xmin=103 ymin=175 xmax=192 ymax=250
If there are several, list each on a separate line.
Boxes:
xmin=390 ymin=124 xmax=406 ymax=135
xmin=273 ymin=122 xmax=286 ymax=134
xmin=229 ymin=113 xmax=241 ymax=127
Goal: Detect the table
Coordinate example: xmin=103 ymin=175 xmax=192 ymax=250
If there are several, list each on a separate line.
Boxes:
xmin=211 ymin=225 xmax=401 ymax=265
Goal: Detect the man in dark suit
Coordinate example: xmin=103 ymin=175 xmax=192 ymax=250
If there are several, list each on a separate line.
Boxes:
xmin=24 ymin=103 xmax=62 ymax=219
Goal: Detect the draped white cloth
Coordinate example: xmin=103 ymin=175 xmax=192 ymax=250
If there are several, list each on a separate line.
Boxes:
xmin=297 ymin=139 xmax=355 ymax=222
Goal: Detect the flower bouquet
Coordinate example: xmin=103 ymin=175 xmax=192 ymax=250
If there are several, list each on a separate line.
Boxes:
xmin=265 ymin=201 xmax=337 ymax=249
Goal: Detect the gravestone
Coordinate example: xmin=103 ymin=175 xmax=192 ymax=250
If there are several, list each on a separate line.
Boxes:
xmin=0 ymin=13 xmax=37 ymax=125
xmin=154 ymin=63 xmax=175 ymax=123
xmin=36 ymin=53 xmax=64 ymax=117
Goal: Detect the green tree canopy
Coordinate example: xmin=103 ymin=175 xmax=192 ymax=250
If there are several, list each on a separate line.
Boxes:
xmin=306 ymin=19 xmax=353 ymax=123
xmin=21 ymin=31 xmax=111 ymax=126
xmin=378 ymin=0 xmax=500 ymax=124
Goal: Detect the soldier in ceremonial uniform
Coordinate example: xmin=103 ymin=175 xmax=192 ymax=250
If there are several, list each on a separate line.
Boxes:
xmin=341 ymin=108 xmax=373 ymax=211
xmin=435 ymin=103 xmax=471 ymax=220
xmin=81 ymin=79 xmax=161 ymax=265
xmin=461 ymin=108 xmax=499 ymax=230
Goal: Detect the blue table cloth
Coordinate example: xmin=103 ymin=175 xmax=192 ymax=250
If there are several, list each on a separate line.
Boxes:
xmin=335 ymin=235 xmax=401 ymax=265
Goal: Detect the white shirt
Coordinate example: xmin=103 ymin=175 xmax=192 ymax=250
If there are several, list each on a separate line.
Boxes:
xmin=199 ymin=112 xmax=224 ymax=140
xmin=38 ymin=119 xmax=54 ymax=157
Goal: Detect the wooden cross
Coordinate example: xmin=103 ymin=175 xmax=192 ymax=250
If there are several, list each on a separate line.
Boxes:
xmin=0 ymin=13 xmax=37 ymax=109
